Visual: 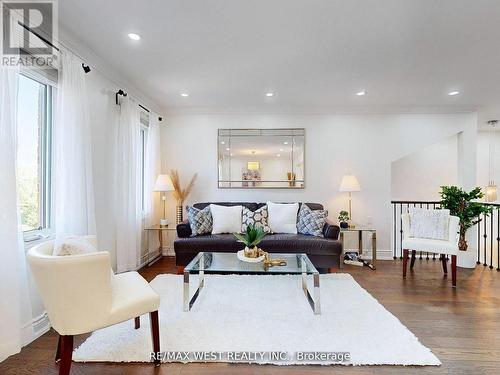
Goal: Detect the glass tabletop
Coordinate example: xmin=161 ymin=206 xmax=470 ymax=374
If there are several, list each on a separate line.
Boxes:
xmin=144 ymin=225 xmax=176 ymax=230
xmin=340 ymin=226 xmax=376 ymax=232
xmin=185 ymin=252 xmax=318 ymax=274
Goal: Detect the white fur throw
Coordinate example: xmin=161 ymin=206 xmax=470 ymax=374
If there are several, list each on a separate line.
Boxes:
xmin=53 ymin=235 xmax=97 ymax=256
xmin=409 ymin=208 xmax=450 ymax=241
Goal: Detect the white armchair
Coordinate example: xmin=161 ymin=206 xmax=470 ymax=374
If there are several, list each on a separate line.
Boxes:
xmin=401 ymin=213 xmax=460 ymax=287
xmin=27 ymin=236 xmax=161 ymax=375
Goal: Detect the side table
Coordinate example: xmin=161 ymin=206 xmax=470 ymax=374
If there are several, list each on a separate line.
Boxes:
xmin=144 ymin=225 xmax=177 ymax=266
xmin=339 ymin=227 xmax=377 ymax=270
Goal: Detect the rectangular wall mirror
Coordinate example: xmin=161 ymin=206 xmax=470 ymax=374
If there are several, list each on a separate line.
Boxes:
xmin=218 ymin=128 xmax=305 ymax=189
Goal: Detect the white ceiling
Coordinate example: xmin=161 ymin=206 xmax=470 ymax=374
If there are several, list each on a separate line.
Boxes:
xmin=59 ymin=0 xmax=500 ymax=115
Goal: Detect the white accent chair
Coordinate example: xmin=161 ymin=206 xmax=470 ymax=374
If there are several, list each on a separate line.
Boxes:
xmin=401 ymin=213 xmax=460 ymax=287
xmin=27 ymin=236 xmax=161 ymax=375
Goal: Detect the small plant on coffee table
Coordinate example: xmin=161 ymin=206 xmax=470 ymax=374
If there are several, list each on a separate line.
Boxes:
xmin=338 ymin=210 xmax=349 ymax=229
xmin=233 ymin=224 xmax=267 ymax=258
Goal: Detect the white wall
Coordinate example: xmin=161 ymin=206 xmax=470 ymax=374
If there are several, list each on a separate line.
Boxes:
xmin=391 ymin=135 xmax=458 ymax=201
xmin=160 ymin=112 xmax=477 ymax=257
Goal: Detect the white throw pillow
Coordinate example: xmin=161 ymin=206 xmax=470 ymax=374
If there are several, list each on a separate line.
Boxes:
xmin=53 ymin=235 xmax=97 ymax=256
xmin=210 ymin=204 xmax=243 ymax=234
xmin=267 ymin=201 xmax=299 ymax=234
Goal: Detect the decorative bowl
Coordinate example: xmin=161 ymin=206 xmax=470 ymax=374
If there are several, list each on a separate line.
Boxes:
xmin=237 ymin=250 xmax=265 ymax=263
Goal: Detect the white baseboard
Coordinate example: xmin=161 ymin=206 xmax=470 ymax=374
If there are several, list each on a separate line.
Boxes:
xmin=162 ymin=246 xmax=175 ymax=256
xmin=22 ymin=311 xmax=51 ymax=347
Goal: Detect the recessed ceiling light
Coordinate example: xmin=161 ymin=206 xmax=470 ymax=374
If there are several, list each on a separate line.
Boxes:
xmin=180 ymin=93 xmax=189 ymax=97
xmin=220 ymin=141 xmax=225 ymax=145
xmin=356 ymin=90 xmax=366 ymax=96
xmin=283 ymin=141 xmax=289 ymax=145
xmin=448 ymin=91 xmax=460 ymax=96
xmin=127 ymin=33 xmax=141 ymax=41
xmin=226 ymin=148 xmax=230 ymax=151
xmin=230 ymin=153 xmax=234 ymax=156
xmin=266 ymin=92 xmax=274 ymax=97
xmin=276 ymin=154 xmax=281 ymax=157
xmin=279 ymin=148 xmax=284 ymax=152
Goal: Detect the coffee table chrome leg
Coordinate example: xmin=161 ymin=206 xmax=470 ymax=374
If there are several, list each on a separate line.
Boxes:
xmin=183 ymin=271 xmax=190 ymax=312
xmin=184 ymin=253 xmax=205 ymax=312
xmin=301 ymin=261 xmax=321 ymax=314
xmin=313 ymin=272 xmax=321 ymax=314
xmin=300 ymin=256 xmax=307 ymax=293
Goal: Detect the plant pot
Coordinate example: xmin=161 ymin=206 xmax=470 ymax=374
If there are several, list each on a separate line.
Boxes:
xmin=457 ymin=249 xmax=477 ymax=269
xmin=340 ymin=221 xmax=349 ymax=229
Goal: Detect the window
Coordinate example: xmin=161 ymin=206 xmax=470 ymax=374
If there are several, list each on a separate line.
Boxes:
xmin=16 ymin=74 xmax=54 ymax=234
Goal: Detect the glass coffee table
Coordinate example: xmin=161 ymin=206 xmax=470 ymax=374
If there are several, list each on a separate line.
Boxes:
xmin=183 ymin=252 xmax=321 ymax=314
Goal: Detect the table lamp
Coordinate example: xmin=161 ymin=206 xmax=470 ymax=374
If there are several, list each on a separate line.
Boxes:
xmin=154 ymin=174 xmax=174 ymax=227
xmin=339 ymin=175 xmax=361 ymax=226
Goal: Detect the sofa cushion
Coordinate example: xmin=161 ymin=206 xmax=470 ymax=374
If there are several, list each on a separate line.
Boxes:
xmin=242 ymin=205 xmax=271 ymax=233
xmin=297 ymin=204 xmax=328 ymax=237
xmin=186 ymin=205 xmax=213 ymax=236
xmin=175 ymin=233 xmax=341 ymax=256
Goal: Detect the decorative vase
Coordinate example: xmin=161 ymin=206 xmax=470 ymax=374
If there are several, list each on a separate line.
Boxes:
xmin=244 ymin=246 xmax=259 ymax=258
xmin=340 ymin=221 xmax=349 ymax=229
xmin=176 ymin=205 xmax=183 ymax=224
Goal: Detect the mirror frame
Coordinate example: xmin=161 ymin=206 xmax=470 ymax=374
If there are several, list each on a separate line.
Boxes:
xmin=217 ymin=128 xmax=305 ymax=189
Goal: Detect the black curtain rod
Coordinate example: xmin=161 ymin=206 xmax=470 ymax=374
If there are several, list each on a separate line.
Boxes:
xmin=17 ymin=21 xmax=59 ymax=51
xmin=18 ymin=21 xmax=91 ymax=73
xmin=117 ymin=91 xmax=162 ymax=121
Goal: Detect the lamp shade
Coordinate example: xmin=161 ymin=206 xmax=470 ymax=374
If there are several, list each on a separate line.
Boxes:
xmin=154 ymin=174 xmax=174 ymax=192
xmin=339 ymin=175 xmax=361 ymax=192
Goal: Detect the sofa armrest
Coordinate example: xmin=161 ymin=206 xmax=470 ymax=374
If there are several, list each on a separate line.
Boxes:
xmin=323 ymin=220 xmax=340 ymax=240
xmin=177 ymin=220 xmax=192 ymax=238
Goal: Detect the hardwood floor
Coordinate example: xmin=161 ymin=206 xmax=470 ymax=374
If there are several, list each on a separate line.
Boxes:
xmin=1 ymin=257 xmax=500 ymax=375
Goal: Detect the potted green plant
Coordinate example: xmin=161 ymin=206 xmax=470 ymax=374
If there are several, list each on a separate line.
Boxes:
xmin=233 ymin=224 xmax=267 ymax=258
xmin=440 ymin=186 xmax=492 ymax=267
xmin=338 ymin=210 xmax=349 ymax=229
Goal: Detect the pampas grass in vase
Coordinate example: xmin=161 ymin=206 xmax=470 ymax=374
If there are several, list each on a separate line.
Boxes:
xmin=169 ymin=170 xmax=197 ymax=224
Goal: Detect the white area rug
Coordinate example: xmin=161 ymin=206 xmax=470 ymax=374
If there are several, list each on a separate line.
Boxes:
xmin=73 ymin=274 xmax=440 ymax=366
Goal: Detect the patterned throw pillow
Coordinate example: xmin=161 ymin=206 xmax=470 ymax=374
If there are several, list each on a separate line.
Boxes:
xmin=186 ymin=206 xmax=213 ymax=236
xmin=297 ymin=204 xmax=328 ymax=237
xmin=242 ymin=205 xmax=272 ymax=233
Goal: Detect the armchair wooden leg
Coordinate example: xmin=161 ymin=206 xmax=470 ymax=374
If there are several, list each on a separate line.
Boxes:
xmin=176 ymin=266 xmax=184 ymax=275
xmin=55 ymin=334 xmax=62 ymax=363
xmin=451 ymin=255 xmax=457 ymax=288
xmin=58 ymin=335 xmax=73 ymax=375
xmin=410 ymin=250 xmax=417 ymax=270
xmin=135 ymin=316 xmax=140 ymax=329
xmin=403 ymin=249 xmax=409 ymax=278
xmin=150 ymin=311 xmax=161 ymax=366
xmin=441 ymin=254 xmax=447 ymax=275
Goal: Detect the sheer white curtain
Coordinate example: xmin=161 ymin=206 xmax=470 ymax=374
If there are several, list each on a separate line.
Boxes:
xmin=115 ymin=96 xmax=142 ymax=272
xmin=54 ymin=50 xmax=96 ymax=236
xmin=0 ymin=64 xmax=34 ymax=361
xmin=144 ymin=114 xmax=162 ymax=250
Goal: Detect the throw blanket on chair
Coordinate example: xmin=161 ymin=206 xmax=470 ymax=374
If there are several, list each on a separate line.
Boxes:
xmin=408 ymin=208 xmax=450 ymax=241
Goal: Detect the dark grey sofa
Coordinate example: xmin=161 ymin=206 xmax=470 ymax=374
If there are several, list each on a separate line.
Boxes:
xmin=174 ymin=202 xmax=342 ymax=272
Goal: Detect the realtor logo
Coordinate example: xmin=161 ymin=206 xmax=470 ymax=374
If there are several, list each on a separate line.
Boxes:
xmin=1 ymin=0 xmax=57 ymax=66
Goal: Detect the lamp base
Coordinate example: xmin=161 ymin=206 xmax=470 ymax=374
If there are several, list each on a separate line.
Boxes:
xmin=160 ymin=219 xmax=169 ymax=227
